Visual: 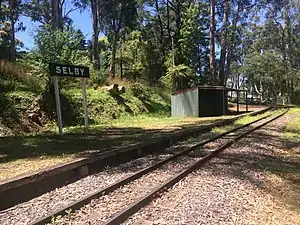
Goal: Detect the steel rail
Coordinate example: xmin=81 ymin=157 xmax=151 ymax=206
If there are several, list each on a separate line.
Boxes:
xmin=103 ymin=110 xmax=288 ymax=225
xmin=30 ymin=110 xmax=276 ymax=225
xmin=1 ymin=108 xmax=272 ymax=211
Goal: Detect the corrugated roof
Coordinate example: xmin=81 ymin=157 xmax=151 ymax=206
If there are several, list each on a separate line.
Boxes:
xmin=172 ymin=86 xmax=247 ymax=95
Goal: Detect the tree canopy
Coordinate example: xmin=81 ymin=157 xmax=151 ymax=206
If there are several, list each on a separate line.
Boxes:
xmin=0 ymin=0 xmax=299 ymax=103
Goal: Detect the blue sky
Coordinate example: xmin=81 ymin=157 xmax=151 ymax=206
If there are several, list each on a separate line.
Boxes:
xmin=16 ymin=5 xmax=92 ymax=50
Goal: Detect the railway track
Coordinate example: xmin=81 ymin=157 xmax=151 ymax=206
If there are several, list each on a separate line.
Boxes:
xmin=0 ymin=109 xmax=287 ymax=225
xmin=0 ymin=108 xmax=271 ymax=211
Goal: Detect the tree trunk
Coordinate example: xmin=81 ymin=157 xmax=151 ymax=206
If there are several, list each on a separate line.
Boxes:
xmin=166 ymin=0 xmax=172 ymax=41
xmin=155 ymin=0 xmax=164 ymax=47
xmin=218 ymin=0 xmax=229 ymax=86
xmin=120 ymin=38 xmax=123 ymax=79
xmin=91 ymin=0 xmax=100 ymax=70
xmin=109 ymin=32 xmax=117 ymax=78
xmin=51 ymin=0 xmax=60 ymax=29
xmin=224 ymin=2 xmax=240 ymax=87
xmin=58 ymin=0 xmax=63 ymax=28
xmin=209 ymin=0 xmax=216 ymax=85
xmin=9 ymin=0 xmax=16 ymax=61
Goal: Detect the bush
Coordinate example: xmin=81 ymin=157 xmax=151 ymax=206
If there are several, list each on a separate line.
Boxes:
xmin=90 ymin=68 xmax=108 ymax=87
xmin=0 ymin=94 xmax=13 ymax=116
xmin=0 ymin=60 xmax=43 ymax=93
xmin=130 ymin=83 xmax=151 ymax=102
xmin=291 ymin=88 xmax=300 ymax=105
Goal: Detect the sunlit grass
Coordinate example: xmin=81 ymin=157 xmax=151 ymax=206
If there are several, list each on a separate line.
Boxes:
xmin=64 ymin=114 xmax=237 ymax=134
xmin=0 ymin=155 xmax=75 ymax=180
xmin=282 ymin=107 xmax=300 ymax=142
xmin=212 ymin=110 xmax=276 ymax=134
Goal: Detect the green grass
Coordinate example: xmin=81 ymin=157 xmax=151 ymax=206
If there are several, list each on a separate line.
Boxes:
xmin=0 ymin=80 xmax=172 ymax=136
xmin=64 ymin=113 xmax=234 ymax=133
xmin=282 ymin=107 xmax=300 ymax=142
xmin=58 ymin=84 xmax=171 ymax=127
xmin=212 ymin=110 xmax=277 ymax=134
xmin=0 ymin=114 xmax=237 ymax=180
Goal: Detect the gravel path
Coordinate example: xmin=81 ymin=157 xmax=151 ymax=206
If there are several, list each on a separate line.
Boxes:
xmin=0 ymin=111 xmax=279 ymax=225
xmin=124 ymin=111 xmax=300 ymax=225
xmin=51 ymin=155 xmax=200 ymax=224
xmin=0 ymin=127 xmax=213 ymax=225
xmin=48 ymin=112 xmax=277 ymax=224
xmin=0 ymin=154 xmax=173 ymax=225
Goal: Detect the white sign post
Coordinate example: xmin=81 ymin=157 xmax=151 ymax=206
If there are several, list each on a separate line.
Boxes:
xmin=53 ymin=76 xmax=63 ymax=135
xmin=82 ymin=78 xmax=88 ymax=129
xmin=49 ymin=63 xmax=90 ymax=135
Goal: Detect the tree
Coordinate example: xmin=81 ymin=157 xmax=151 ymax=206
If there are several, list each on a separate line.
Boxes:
xmin=91 ymin=0 xmax=100 ymax=70
xmin=244 ymin=51 xmax=287 ymax=104
xmin=209 ymin=0 xmax=216 ymax=84
xmin=242 ymin=0 xmax=300 ymax=102
xmin=218 ymin=0 xmax=229 ymax=86
xmin=0 ymin=0 xmax=24 ymax=61
xmin=116 ymin=31 xmax=147 ymax=80
xmin=101 ymin=0 xmax=138 ymax=78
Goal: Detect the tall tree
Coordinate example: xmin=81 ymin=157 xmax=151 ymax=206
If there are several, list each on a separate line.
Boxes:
xmin=209 ymin=0 xmax=216 ymax=84
xmin=51 ymin=0 xmax=61 ymax=29
xmin=91 ymin=0 xmax=100 ymax=70
xmin=101 ymin=0 xmax=138 ymax=78
xmin=9 ymin=0 xmax=17 ymax=61
xmin=218 ymin=0 xmax=229 ymax=86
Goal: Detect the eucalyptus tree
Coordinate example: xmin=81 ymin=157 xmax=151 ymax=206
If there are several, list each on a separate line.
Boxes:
xmin=91 ymin=0 xmax=100 ymax=70
xmin=242 ymin=0 xmax=300 ymax=103
xmin=100 ymin=0 xmax=138 ymax=78
xmin=209 ymin=0 xmax=216 ymax=84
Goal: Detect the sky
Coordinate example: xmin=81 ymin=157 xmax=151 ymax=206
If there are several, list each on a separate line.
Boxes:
xmin=16 ymin=4 xmax=92 ymax=50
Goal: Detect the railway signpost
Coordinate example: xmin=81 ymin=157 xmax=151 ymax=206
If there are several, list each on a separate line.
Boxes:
xmin=49 ymin=63 xmax=90 ymax=135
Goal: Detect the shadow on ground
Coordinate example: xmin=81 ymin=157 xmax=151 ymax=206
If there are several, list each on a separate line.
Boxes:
xmin=0 ymin=117 xmax=228 ymax=163
xmin=200 ymin=123 xmax=300 ymax=209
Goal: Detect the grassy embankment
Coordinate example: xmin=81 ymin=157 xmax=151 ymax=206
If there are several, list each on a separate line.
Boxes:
xmin=0 ymin=61 xmax=240 ymax=180
xmin=0 ymin=61 xmax=274 ymax=181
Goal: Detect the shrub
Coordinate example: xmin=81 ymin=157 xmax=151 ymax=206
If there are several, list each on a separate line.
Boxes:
xmin=130 ymin=83 xmax=151 ymax=102
xmin=0 ymin=60 xmax=42 ymax=93
xmin=90 ymin=68 xmax=108 ymax=87
xmin=291 ymin=88 xmax=300 ymax=105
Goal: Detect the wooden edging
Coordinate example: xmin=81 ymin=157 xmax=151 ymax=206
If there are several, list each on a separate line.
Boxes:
xmin=30 ymin=112 xmax=274 ymax=225
xmin=0 ymin=107 xmax=270 ymax=210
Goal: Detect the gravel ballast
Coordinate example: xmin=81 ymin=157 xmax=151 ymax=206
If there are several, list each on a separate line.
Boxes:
xmin=0 ymin=132 xmax=209 ymax=225
xmin=46 ymin=113 xmax=278 ymax=224
xmin=0 ymin=111 xmax=286 ymax=225
xmin=124 ymin=111 xmax=300 ymax=225
xmin=0 ymin=154 xmax=173 ymax=225
xmin=51 ymin=155 xmax=200 ymax=224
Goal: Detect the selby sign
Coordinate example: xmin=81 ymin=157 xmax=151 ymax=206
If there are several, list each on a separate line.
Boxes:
xmin=49 ymin=63 xmax=90 ymax=78
xmin=49 ymin=62 xmax=90 ymax=135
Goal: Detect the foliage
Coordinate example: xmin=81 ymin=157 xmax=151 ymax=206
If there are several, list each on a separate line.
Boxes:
xmin=30 ymin=24 xmax=90 ymax=90
xmin=130 ymin=82 xmax=151 ymax=101
xmin=240 ymin=0 xmax=300 ymax=103
xmin=243 ymin=51 xmax=287 ymax=102
xmin=32 ymin=24 xmax=88 ymax=68
xmin=0 ymin=60 xmax=42 ymax=93
xmin=61 ymin=85 xmax=170 ymax=125
xmin=291 ymin=87 xmax=300 ymax=105
xmin=161 ymin=64 xmax=194 ymax=91
xmin=116 ymin=31 xmax=147 ymax=80
xmin=0 ymin=21 xmax=25 ymax=60
xmin=179 ymin=3 xmax=209 ymax=76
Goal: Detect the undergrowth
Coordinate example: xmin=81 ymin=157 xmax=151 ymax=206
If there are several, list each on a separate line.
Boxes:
xmin=282 ymin=107 xmax=300 ymax=142
xmin=0 ymin=61 xmax=171 ymax=136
